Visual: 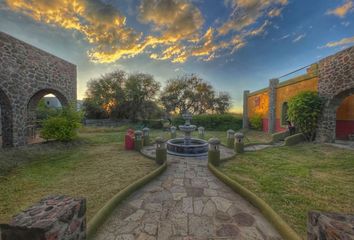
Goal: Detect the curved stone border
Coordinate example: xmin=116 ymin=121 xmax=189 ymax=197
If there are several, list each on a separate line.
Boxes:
xmin=87 ymin=162 xmax=167 ymax=239
xmin=208 ymin=163 xmax=301 ymax=240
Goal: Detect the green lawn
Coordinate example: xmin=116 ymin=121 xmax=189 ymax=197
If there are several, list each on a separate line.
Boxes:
xmin=218 ymin=143 xmax=354 ymax=238
xmin=0 ymin=127 xmax=157 ymax=222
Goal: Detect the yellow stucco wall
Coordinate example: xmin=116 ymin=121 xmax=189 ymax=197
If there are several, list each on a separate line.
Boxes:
xmin=337 ymin=95 xmax=354 ymax=120
xmin=275 ymin=76 xmax=319 ymax=119
xmin=247 ymin=90 xmax=269 ymax=118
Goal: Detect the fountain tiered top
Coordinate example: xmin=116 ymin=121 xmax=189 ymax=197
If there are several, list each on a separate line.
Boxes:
xmin=179 ymin=112 xmax=196 ymax=134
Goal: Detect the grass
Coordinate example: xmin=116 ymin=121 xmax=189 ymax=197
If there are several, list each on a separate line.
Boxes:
xmin=218 ymin=143 xmax=354 ymax=238
xmin=0 ymin=127 xmax=157 ymax=223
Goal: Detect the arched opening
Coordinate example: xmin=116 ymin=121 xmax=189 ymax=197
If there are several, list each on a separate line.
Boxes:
xmin=335 ymin=92 xmax=354 ymax=140
xmin=27 ymin=89 xmax=69 ymax=144
xmin=0 ymin=88 xmax=13 ymax=147
xmin=281 ymin=102 xmax=289 ymax=127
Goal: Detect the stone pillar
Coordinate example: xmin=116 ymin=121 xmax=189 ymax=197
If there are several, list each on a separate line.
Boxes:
xmin=226 ymin=129 xmax=235 ymax=148
xmin=234 ymin=132 xmax=244 ymax=153
xmin=208 ymin=138 xmax=220 ymax=166
xmin=198 ymin=127 xmax=205 ymax=139
xmin=155 ymin=137 xmax=167 ymax=165
xmin=134 ymin=130 xmax=143 ymax=151
xmin=243 ymin=90 xmax=250 ymax=129
xmin=170 ymin=126 xmax=177 ymax=139
xmin=142 ymin=127 xmax=150 ymax=146
xmin=0 ymin=195 xmax=86 ymax=240
xmin=268 ymin=79 xmax=279 ymax=134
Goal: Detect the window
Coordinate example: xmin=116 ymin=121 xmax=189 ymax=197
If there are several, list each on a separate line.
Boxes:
xmin=281 ymin=102 xmax=289 ymax=126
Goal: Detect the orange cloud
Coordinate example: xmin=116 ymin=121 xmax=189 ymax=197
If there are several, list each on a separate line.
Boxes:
xmin=4 ymin=0 xmax=285 ymax=64
xmin=327 ymin=0 xmax=353 ymax=18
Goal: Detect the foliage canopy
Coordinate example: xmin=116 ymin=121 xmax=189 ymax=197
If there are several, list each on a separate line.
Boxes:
xmin=287 ymin=91 xmax=323 ymax=141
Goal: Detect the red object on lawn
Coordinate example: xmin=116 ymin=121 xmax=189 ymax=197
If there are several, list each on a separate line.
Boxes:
xmin=125 ymin=129 xmax=135 ymax=150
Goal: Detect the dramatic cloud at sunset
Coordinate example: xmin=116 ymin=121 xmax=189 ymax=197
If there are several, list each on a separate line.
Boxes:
xmin=3 ymin=0 xmax=287 ymax=63
xmin=1 ymin=0 xmax=353 ymax=109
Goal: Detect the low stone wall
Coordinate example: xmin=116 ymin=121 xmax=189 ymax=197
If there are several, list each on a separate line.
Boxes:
xmin=0 ymin=195 xmax=86 ymax=240
xmin=308 ymin=211 xmax=354 ymax=239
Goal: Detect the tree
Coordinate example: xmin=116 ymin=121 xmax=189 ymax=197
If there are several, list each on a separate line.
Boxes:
xmin=83 ymin=70 xmax=161 ymax=120
xmin=287 ymin=91 xmax=324 ymax=141
xmin=160 ymin=74 xmax=231 ymax=115
xmin=84 ymin=70 xmax=125 ymax=118
xmin=123 ymin=73 xmax=161 ymax=121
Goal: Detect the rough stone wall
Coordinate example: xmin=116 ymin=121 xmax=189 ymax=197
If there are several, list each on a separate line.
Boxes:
xmin=0 ymin=195 xmax=86 ymax=240
xmin=317 ymin=46 xmax=354 ymax=142
xmin=0 ymin=31 xmax=76 ymax=147
xmin=308 ymin=211 xmax=354 ymax=240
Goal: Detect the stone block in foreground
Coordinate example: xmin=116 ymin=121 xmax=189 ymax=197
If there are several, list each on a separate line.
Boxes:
xmin=308 ymin=211 xmax=354 ymax=240
xmin=0 ymin=195 xmax=86 ymax=240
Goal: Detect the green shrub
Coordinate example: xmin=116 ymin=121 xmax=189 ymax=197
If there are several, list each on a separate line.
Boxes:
xmin=142 ymin=119 xmax=164 ymax=129
xmin=249 ymin=114 xmax=263 ymax=130
xmin=288 ymin=91 xmax=324 ymax=141
xmin=40 ymin=106 xmax=82 ymax=141
xmin=172 ymin=114 xmax=242 ymax=131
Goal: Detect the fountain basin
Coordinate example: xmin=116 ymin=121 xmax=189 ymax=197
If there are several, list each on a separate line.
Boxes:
xmin=167 ymin=138 xmax=208 ymax=157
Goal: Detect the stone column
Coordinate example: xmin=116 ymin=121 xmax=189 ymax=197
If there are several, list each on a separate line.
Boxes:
xmin=170 ymin=126 xmax=177 ymax=139
xmin=268 ymin=79 xmax=279 ymax=134
xmin=208 ymin=138 xmax=220 ymax=166
xmin=134 ymin=130 xmax=143 ymax=151
xmin=155 ymin=137 xmax=167 ymax=165
xmin=234 ymin=132 xmax=244 ymax=153
xmin=0 ymin=195 xmax=86 ymax=240
xmin=198 ymin=127 xmax=205 ymax=139
xmin=142 ymin=127 xmax=150 ymax=146
xmin=243 ymin=90 xmax=250 ymax=129
xmin=226 ymin=129 xmax=235 ymax=148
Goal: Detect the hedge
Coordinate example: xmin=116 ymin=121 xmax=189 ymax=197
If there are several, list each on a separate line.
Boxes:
xmin=172 ymin=114 xmax=242 ymax=131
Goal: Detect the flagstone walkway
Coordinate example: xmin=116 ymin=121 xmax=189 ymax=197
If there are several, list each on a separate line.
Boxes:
xmin=94 ymin=155 xmax=282 ymax=240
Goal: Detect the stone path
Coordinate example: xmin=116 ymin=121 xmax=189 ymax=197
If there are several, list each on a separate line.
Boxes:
xmin=94 ymin=155 xmax=282 ymax=240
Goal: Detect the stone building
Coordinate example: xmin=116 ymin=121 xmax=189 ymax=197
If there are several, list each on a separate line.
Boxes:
xmin=0 ymin=31 xmax=76 ymax=147
xmin=243 ymin=46 xmax=354 ymax=142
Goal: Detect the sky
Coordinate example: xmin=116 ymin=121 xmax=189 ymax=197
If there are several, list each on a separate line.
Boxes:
xmin=0 ymin=0 xmax=353 ymax=112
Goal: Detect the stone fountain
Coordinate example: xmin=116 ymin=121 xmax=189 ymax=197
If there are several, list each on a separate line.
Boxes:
xmin=167 ymin=112 xmax=208 ymax=157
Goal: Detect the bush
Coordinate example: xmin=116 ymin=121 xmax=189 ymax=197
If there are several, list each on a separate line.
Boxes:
xmin=40 ymin=106 xmax=82 ymax=141
xmin=288 ymin=91 xmax=323 ymax=141
xmin=249 ymin=114 xmax=263 ymax=130
xmin=172 ymin=114 xmax=242 ymax=131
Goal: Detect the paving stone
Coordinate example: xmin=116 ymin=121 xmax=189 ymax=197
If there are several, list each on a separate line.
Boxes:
xmin=93 ymin=155 xmax=282 ymax=240
xmin=144 ymin=203 xmax=162 ymax=212
xmin=216 ymin=224 xmax=240 ymax=238
xmin=144 ymin=223 xmax=157 ymax=235
xmin=204 ymin=188 xmax=218 ymax=197
xmin=193 ymin=199 xmax=204 ymax=215
xmin=172 ymin=192 xmax=187 ymax=201
xmin=115 ymin=234 xmax=135 ymax=240
xmin=233 ymin=212 xmax=255 ymax=226
xmin=185 ymin=187 xmax=204 ymax=197
xmin=202 ymin=200 xmax=216 ymax=217
xmin=182 ymin=197 xmax=193 ymax=213
xmin=124 ymin=209 xmax=145 ymax=221
xmin=211 ymin=197 xmax=232 ymax=212
xmin=189 ymin=214 xmax=214 ymax=238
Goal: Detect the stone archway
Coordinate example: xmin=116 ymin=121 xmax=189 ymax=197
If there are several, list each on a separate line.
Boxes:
xmin=317 ymin=46 xmax=354 ymax=142
xmin=319 ymin=88 xmax=354 ymax=142
xmin=0 ymin=88 xmax=13 ymax=147
xmin=0 ymin=32 xmax=76 ymax=147
xmin=26 ymin=88 xmax=70 ymax=142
